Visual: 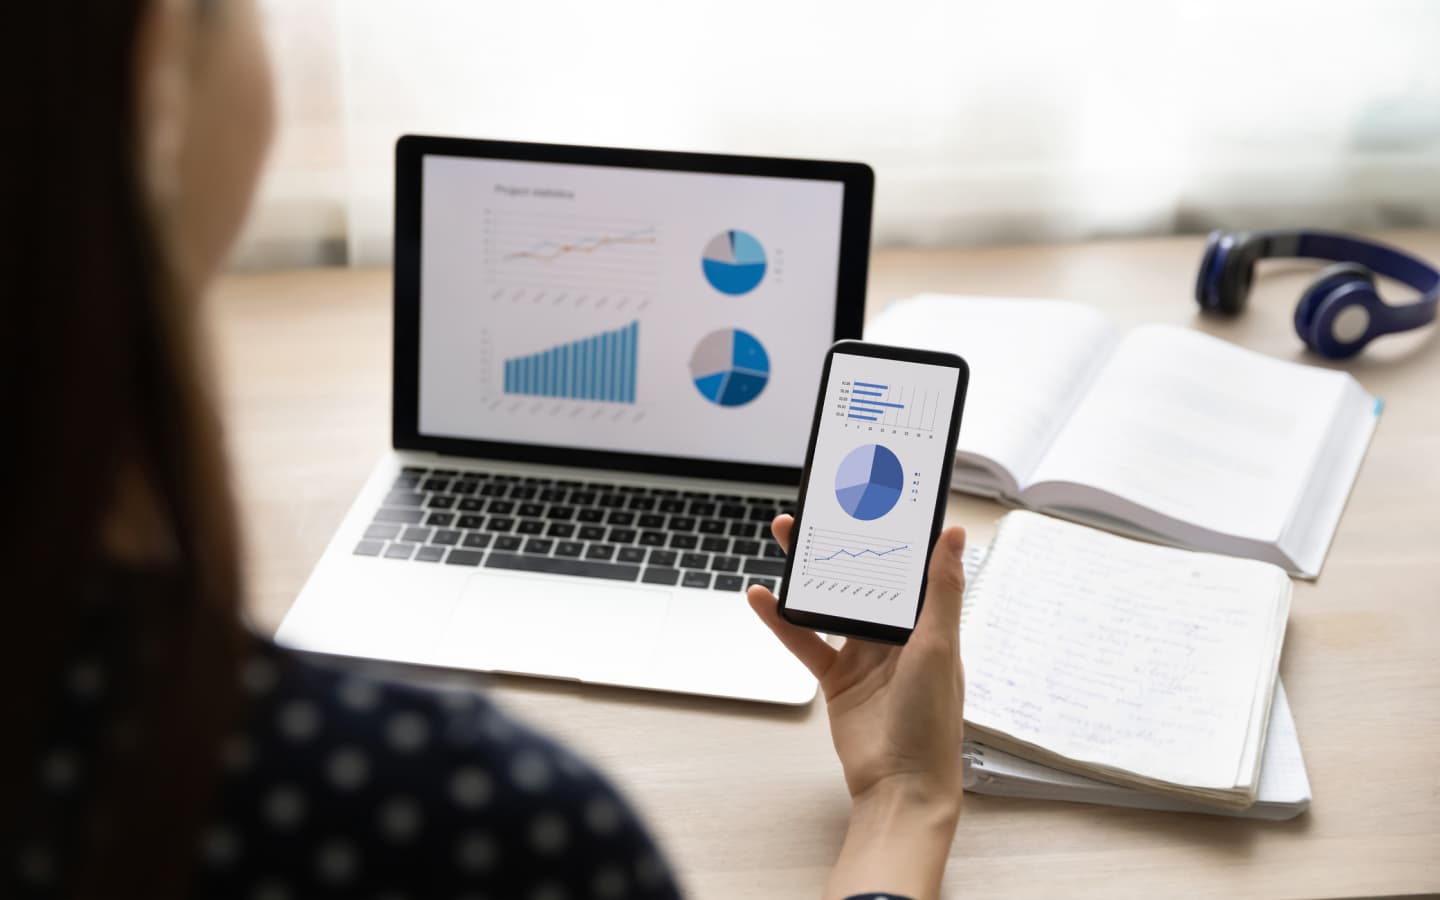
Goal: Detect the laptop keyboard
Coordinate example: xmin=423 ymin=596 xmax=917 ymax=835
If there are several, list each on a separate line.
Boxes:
xmin=352 ymin=466 xmax=794 ymax=592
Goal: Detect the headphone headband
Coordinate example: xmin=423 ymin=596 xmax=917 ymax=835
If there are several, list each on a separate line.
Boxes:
xmin=1247 ymin=230 xmax=1440 ymax=300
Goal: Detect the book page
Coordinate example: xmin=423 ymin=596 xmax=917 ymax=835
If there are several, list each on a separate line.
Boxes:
xmin=864 ymin=295 xmax=1117 ymax=491
xmin=1024 ymin=325 xmax=1356 ymax=542
xmin=962 ymin=511 xmax=1289 ymax=791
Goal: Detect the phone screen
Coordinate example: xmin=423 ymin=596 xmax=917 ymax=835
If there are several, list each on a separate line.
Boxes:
xmin=782 ymin=350 xmax=962 ymax=633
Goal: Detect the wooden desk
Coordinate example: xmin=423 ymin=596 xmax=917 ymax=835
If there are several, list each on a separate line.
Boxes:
xmin=212 ymin=233 xmax=1440 ymax=899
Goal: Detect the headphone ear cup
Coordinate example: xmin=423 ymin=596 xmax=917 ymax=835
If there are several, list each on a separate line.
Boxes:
xmin=1294 ymin=263 xmax=1377 ymax=357
xmin=1194 ymin=231 xmax=1226 ymax=312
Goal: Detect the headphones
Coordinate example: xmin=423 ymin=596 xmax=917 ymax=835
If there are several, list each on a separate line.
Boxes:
xmin=1195 ymin=229 xmax=1439 ymax=359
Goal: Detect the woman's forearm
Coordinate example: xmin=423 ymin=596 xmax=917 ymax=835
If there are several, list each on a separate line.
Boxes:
xmin=824 ymin=779 xmax=962 ymax=900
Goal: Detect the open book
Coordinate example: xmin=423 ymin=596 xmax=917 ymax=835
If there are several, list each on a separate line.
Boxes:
xmin=865 ymin=295 xmax=1381 ymax=577
xmin=959 ymin=511 xmax=1292 ymax=810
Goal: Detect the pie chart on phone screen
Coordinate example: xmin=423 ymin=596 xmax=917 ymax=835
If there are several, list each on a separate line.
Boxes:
xmin=835 ymin=444 xmax=904 ymax=521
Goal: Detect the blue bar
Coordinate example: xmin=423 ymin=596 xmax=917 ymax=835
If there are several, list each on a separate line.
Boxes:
xmin=848 ymin=414 xmax=878 ymax=421
xmin=561 ymin=343 xmax=570 ymax=398
xmin=850 ymin=405 xmax=887 ymax=415
xmin=504 ymin=360 xmax=511 ymax=392
xmin=589 ymin=334 xmax=599 ymax=400
xmin=625 ymin=322 xmax=636 ymax=402
xmin=853 ymin=390 xmax=883 ymax=397
xmin=603 ymin=330 xmax=613 ymax=401
xmin=852 ymin=400 xmax=906 ymax=409
xmin=854 ymin=382 xmax=888 ymax=389
xmin=547 ymin=348 xmax=557 ymax=396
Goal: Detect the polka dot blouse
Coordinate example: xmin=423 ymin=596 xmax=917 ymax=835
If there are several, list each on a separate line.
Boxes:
xmin=13 ymin=629 xmax=683 ymax=899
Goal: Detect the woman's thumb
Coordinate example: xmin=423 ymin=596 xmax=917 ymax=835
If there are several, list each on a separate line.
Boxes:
xmin=917 ymin=526 xmax=967 ymax=636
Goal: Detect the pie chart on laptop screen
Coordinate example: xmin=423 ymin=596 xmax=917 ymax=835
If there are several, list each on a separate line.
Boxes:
xmin=835 ymin=444 xmax=904 ymax=521
xmin=689 ymin=328 xmax=770 ymax=407
xmin=702 ymin=230 xmax=767 ymax=295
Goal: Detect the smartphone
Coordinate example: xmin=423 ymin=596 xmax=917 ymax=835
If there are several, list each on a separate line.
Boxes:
xmin=777 ymin=340 xmax=968 ymax=644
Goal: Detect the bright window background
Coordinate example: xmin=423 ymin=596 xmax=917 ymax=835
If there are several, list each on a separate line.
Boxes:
xmin=239 ymin=0 xmax=1440 ymax=269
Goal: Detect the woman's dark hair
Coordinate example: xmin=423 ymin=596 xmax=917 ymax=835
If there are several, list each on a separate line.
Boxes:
xmin=1 ymin=2 xmax=245 ymax=895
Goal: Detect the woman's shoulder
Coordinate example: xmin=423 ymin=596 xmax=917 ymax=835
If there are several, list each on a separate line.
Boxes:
xmin=197 ymin=636 xmax=682 ymax=899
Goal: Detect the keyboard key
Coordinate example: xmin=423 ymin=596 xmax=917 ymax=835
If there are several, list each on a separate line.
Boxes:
xmin=458 ymin=498 xmax=484 ymax=512
xmin=714 ymin=574 xmax=744 ymax=591
xmin=445 ymin=549 xmax=484 ymax=566
xmin=711 ymin=555 xmax=741 ymax=573
xmin=728 ymin=522 xmax=759 ymax=538
xmin=639 ymin=531 xmax=667 ymax=547
xmin=577 ymin=509 xmax=605 ymax=523
xmin=460 ymin=471 xmax=485 ymax=480
xmin=653 ymin=488 xmax=678 ymax=496
xmin=540 ymin=488 xmax=567 ymax=503
xmin=667 ymin=516 xmax=696 ymax=532
xmin=522 ymin=476 xmax=549 ymax=485
xmin=668 ymin=534 xmax=698 ymax=550
xmin=523 ymin=538 xmax=554 ymax=555
xmin=428 ymin=495 xmax=456 ymax=511
xmin=617 ymin=547 xmax=647 ymax=563
xmin=627 ymin=496 xmax=656 ymax=511
xmin=431 ymin=529 xmax=460 ymax=546
xmin=556 ymin=479 xmax=583 ymax=488
xmin=449 ymin=480 xmax=477 ymax=495
xmin=415 ymin=545 xmax=446 ymax=562
xmin=480 ymin=482 xmax=507 ymax=497
xmin=743 ymin=558 xmax=786 ymax=576
xmin=698 ymin=519 xmax=726 ymax=535
xmin=638 ymin=513 xmax=665 ymax=529
xmin=680 ymin=552 xmax=710 ymax=570
xmin=485 ymin=553 xmax=641 ymax=582
xmin=746 ymin=577 xmax=777 ymax=592
xmin=401 ymin=526 xmax=432 ymax=543
xmin=493 ymin=535 xmax=523 ymax=551
xmin=546 ymin=522 xmax=576 ymax=538
xmin=605 ymin=510 xmax=635 ymax=526
xmin=570 ymin=491 xmax=597 ymax=506
xmin=764 ymin=543 xmax=787 ymax=559
xmin=457 ymin=514 xmax=483 ymax=529
xmin=516 ymin=520 xmax=545 ymax=535
xmin=579 ymin=525 xmax=607 ymax=541
xmin=422 ymin=477 xmax=449 ymax=491
xmin=518 ymin=502 xmax=544 ymax=518
xmin=354 ymin=540 xmax=384 ymax=556
xmin=385 ymin=543 xmax=417 ymax=560
xmin=688 ymin=501 xmax=716 ymax=517
xmin=700 ymin=537 xmax=729 ymax=553
xmin=681 ymin=570 xmax=712 ymax=589
xmin=392 ymin=474 xmax=421 ymax=489
xmin=375 ymin=508 xmax=425 ymax=525
xmin=659 ymin=498 xmax=686 ymax=514
xmin=546 ymin=506 xmax=576 ymax=521
xmin=426 ymin=512 xmax=455 ymax=527
xmin=599 ymin=493 xmax=627 ymax=509
xmin=364 ymin=523 xmax=400 ymax=541
xmin=488 ymin=500 xmax=515 ymax=515
xmin=401 ymin=465 xmax=428 ymax=475
xmin=616 ymin=485 xmax=643 ymax=493
xmin=714 ymin=493 xmax=741 ymax=502
xmin=555 ymin=541 xmax=585 ymax=558
xmin=432 ymin=469 xmax=459 ymax=477
xmin=384 ymin=490 xmax=425 ymax=507
xmin=732 ymin=539 xmax=762 ymax=557
xmin=607 ymin=528 xmax=637 ymax=544
xmin=642 ymin=567 xmax=681 ymax=586
xmin=462 ymin=532 xmax=493 ymax=549
xmin=510 ymin=486 xmax=537 ymax=500
xmin=494 ymin=474 xmax=519 ymax=482
xmin=682 ymin=490 xmax=711 ymax=499
xmin=585 ymin=544 xmax=616 ymax=561
xmin=720 ymin=504 xmax=747 ymax=519
xmin=648 ymin=549 xmax=678 ymax=567
xmin=748 ymin=505 xmax=777 ymax=522
xmin=485 ymin=517 xmax=515 ymax=532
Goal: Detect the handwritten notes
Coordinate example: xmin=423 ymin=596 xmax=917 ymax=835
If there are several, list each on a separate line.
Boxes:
xmin=962 ymin=511 xmax=1290 ymax=797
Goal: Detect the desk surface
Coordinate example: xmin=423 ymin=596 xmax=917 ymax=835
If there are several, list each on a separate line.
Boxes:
xmin=214 ymin=232 xmax=1440 ymax=899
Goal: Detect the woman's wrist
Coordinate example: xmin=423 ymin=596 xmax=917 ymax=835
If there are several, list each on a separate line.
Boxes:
xmin=824 ymin=777 xmax=962 ymax=900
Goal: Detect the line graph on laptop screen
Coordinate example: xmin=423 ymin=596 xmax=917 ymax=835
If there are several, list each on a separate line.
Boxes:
xmin=418 ymin=154 xmax=846 ymax=468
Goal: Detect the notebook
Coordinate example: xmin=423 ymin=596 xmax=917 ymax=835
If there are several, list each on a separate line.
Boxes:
xmin=958 ymin=511 xmax=1292 ymax=810
xmin=865 ymin=294 xmax=1381 ymax=578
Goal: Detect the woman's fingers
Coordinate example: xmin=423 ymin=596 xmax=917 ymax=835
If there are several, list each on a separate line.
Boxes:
xmin=770 ymin=514 xmax=794 ymax=554
xmin=914 ymin=526 xmax=967 ymax=641
xmin=747 ymin=584 xmax=838 ymax=680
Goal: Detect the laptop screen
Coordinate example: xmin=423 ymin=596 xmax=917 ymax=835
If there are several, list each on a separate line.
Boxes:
xmin=414 ymin=152 xmax=853 ymax=473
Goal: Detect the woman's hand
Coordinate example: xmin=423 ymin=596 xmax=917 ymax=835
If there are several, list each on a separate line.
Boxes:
xmin=748 ymin=515 xmax=967 ymax=900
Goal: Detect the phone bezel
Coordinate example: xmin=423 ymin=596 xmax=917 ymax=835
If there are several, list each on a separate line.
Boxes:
xmin=776 ymin=339 xmax=969 ymax=644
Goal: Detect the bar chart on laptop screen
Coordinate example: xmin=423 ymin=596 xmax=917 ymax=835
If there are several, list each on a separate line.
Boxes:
xmin=834 ymin=377 xmax=941 ymax=434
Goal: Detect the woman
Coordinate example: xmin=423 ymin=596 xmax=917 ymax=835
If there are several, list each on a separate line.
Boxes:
xmin=1 ymin=2 xmax=969 ymax=898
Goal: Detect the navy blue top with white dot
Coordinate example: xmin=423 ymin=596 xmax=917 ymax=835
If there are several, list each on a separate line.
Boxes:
xmin=13 ymin=632 xmax=683 ymax=900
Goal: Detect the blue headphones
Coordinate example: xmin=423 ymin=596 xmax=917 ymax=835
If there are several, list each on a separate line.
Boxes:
xmin=1195 ymin=230 xmax=1439 ymax=359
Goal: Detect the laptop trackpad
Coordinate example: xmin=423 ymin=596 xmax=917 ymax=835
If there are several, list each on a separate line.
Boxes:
xmin=436 ymin=574 xmax=669 ymax=683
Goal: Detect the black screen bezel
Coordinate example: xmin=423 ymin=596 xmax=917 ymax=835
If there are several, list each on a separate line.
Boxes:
xmin=777 ymin=340 xmax=969 ymax=644
xmin=393 ymin=134 xmax=873 ymax=485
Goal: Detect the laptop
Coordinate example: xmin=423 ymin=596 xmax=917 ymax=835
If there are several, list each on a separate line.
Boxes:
xmin=276 ymin=136 xmax=873 ymax=705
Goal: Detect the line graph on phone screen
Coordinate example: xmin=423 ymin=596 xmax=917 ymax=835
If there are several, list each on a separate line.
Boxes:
xmin=797 ymin=526 xmax=914 ymax=602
